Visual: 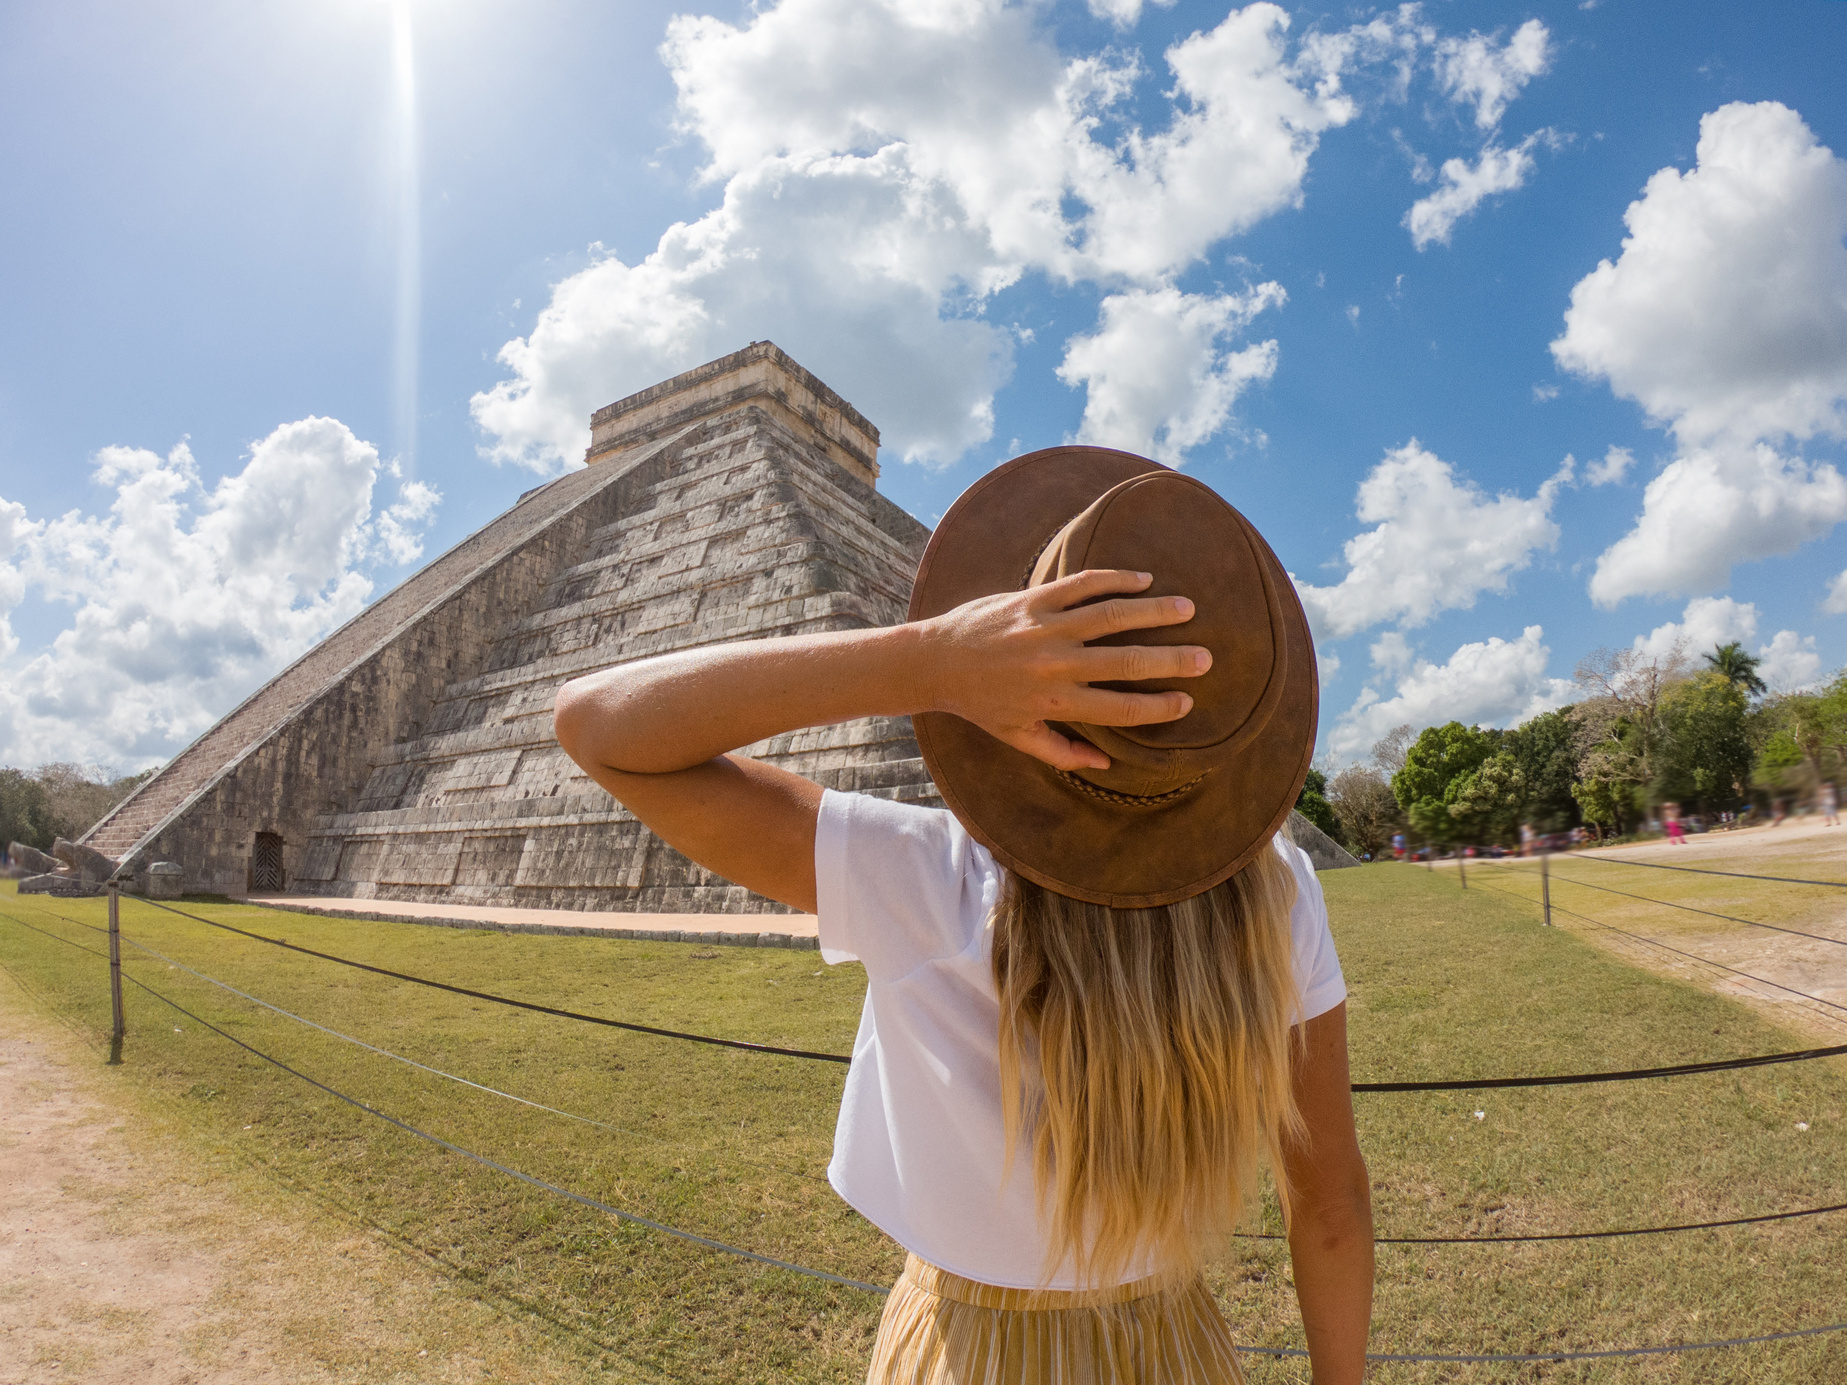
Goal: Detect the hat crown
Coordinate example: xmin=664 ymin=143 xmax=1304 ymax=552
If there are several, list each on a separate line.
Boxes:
xmin=1028 ymin=471 xmax=1289 ymax=799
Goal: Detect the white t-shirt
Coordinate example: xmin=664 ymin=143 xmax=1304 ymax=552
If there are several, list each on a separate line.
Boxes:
xmin=814 ymin=789 xmax=1347 ymax=1291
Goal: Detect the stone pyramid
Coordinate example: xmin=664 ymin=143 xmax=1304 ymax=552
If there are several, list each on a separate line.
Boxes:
xmin=84 ymin=343 xmax=940 ymax=912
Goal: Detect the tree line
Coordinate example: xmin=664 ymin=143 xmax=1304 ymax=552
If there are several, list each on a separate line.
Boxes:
xmin=0 ymin=763 xmax=157 ymax=854
xmin=1292 ymin=641 xmax=1841 ymax=856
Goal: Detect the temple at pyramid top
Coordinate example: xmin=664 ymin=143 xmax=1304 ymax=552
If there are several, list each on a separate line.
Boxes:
xmin=83 ymin=342 xmax=940 ymax=911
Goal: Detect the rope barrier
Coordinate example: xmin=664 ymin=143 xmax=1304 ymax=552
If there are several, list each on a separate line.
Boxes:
xmin=1458 ymin=875 xmax=1847 ymax=1022
xmin=129 ymin=895 xmax=853 ymax=1064
xmin=7 ymin=910 xmax=1847 ymax=1363
xmin=94 ymin=919 xmax=829 ymax=1185
xmin=1539 ymin=868 xmax=1847 ymax=950
xmin=115 ymin=896 xmax=1847 ymax=1092
xmin=1241 ymin=1198 xmax=1847 ymax=1244
xmin=1568 ymin=853 xmax=1847 ymax=889
xmin=7 ymin=905 xmax=1844 ymax=1246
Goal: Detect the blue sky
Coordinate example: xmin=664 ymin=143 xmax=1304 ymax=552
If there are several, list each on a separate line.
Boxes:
xmin=2 ymin=0 xmax=1845 ymax=771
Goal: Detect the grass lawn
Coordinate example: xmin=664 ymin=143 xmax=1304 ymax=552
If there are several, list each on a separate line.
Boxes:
xmin=1 ymin=863 xmax=1843 ymax=1382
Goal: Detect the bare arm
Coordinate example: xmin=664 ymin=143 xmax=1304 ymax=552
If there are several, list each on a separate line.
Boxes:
xmin=552 ymin=570 xmax=1209 ymax=912
xmin=1282 ymin=1003 xmax=1374 ymax=1383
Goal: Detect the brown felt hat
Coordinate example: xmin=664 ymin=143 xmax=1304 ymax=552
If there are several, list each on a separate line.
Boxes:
xmin=907 ymin=446 xmax=1318 ymax=908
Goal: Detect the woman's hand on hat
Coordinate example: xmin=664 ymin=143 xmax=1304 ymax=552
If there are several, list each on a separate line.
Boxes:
xmin=918 ymin=569 xmax=1210 ymax=772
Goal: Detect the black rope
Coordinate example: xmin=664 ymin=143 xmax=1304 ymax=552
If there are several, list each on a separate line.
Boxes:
xmin=1349 ymin=1040 xmax=1847 ymax=1091
xmin=129 ymin=895 xmax=853 ymax=1063
xmin=1569 ymin=853 xmax=1847 ymax=889
xmin=1240 ymin=1199 xmax=1847 ymax=1244
xmin=20 ymin=895 xmax=1847 ymax=1090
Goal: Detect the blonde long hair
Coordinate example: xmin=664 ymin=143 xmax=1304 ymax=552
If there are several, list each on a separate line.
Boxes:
xmin=992 ymin=839 xmax=1303 ymax=1290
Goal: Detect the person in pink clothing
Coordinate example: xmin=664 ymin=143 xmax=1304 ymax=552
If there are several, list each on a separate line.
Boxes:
xmin=1664 ymin=802 xmax=1686 ymax=845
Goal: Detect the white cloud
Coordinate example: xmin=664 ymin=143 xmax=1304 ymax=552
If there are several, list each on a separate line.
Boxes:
xmin=1632 ymin=595 xmax=1758 ymax=659
xmin=1293 ymin=441 xmax=1565 ymax=641
xmin=1556 ymin=102 xmax=1847 ymax=604
xmin=1329 ymin=624 xmax=1573 ymax=760
xmin=1554 ymin=102 xmax=1847 ymax=449
xmin=1584 ymin=444 xmax=1633 ymax=486
xmin=1404 ymin=132 xmax=1548 ymax=249
xmin=1588 ymin=443 xmax=1847 ymax=606
xmin=1056 ymin=285 xmax=1283 ymax=463
xmin=1532 ymin=383 xmax=1559 ymax=402
xmin=472 ymin=0 xmax=1376 ymax=474
xmin=0 ymin=420 xmax=439 ymax=770
xmin=1824 ymin=569 xmax=1847 ymax=615
xmin=1434 ymin=19 xmax=1550 ymax=130
xmin=1370 ymin=629 xmax=1415 ymax=677
xmin=1086 ymin=0 xmax=1172 ymax=28
xmin=1758 ymin=629 xmax=1823 ymax=691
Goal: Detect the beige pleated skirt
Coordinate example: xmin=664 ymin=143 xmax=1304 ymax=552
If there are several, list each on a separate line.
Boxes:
xmin=866 ymin=1255 xmax=1246 ymax=1385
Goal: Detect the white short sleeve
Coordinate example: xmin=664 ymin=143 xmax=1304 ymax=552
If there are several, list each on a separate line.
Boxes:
xmin=814 ymin=790 xmax=1004 ymax=984
xmin=1277 ymin=837 xmax=1347 ymax=1022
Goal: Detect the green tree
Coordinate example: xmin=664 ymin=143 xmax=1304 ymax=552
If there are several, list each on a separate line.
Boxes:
xmin=1501 ymin=708 xmax=1581 ymax=832
xmin=1446 ymin=750 xmax=1527 ymax=844
xmin=0 ymin=769 xmax=58 ymax=852
xmin=1391 ymin=722 xmax=1499 ymax=843
xmin=1704 ymin=642 xmax=1766 ymax=697
xmin=1654 ymin=672 xmax=1753 ymax=810
xmin=1294 ymin=767 xmax=1342 ymax=842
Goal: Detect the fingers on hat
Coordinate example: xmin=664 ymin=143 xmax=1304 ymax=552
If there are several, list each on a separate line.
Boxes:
xmin=1061 ymin=686 xmax=1195 ymax=727
xmin=1077 ymin=643 xmax=1211 ymax=682
xmin=1030 ymin=568 xmax=1154 ymax=608
xmin=1056 ymin=594 xmax=1197 ymax=639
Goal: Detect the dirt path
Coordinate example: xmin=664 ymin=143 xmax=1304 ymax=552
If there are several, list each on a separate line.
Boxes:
xmin=0 ymin=976 xmax=607 ymax=1385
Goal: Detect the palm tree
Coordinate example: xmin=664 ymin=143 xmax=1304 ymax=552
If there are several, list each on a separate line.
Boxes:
xmin=1705 ymin=641 xmax=1766 ymax=696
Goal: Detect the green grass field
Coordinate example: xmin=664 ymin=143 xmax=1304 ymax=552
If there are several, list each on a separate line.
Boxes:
xmin=1 ymin=863 xmax=1842 ymax=1382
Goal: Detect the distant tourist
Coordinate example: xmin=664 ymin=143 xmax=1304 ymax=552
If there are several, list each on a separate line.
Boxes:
xmin=1392 ymin=831 xmax=1407 ymax=861
xmin=1664 ymin=802 xmax=1686 ymax=846
xmin=1823 ymin=782 xmax=1840 ymax=828
xmin=557 ymin=452 xmax=1373 ymax=1384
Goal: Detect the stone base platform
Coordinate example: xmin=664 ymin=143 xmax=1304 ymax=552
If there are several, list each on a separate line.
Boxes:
xmin=241 ymin=894 xmax=821 ymax=950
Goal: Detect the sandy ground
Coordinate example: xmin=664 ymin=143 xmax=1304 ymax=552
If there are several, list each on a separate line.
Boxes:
xmin=0 ymin=974 xmax=613 ymax=1385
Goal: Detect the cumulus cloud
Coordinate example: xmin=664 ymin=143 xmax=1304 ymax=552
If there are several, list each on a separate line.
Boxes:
xmin=1554 ymin=103 xmax=1847 ymax=604
xmin=1056 ymin=284 xmax=1283 ymax=462
xmin=0 ymin=420 xmax=439 ymax=769
xmin=472 ymin=0 xmax=1388 ymax=473
xmin=1758 ymin=629 xmax=1823 ymax=691
xmin=1584 ymin=445 xmax=1633 ymax=486
xmin=1434 ymin=19 xmax=1550 ymax=130
xmin=1824 ymin=569 xmax=1847 ymax=615
xmin=1293 ymin=441 xmax=1566 ymax=641
xmin=1632 ymin=596 xmax=1758 ymax=658
xmin=1329 ymin=624 xmax=1574 ymax=760
xmin=1404 ymin=132 xmax=1550 ymax=249
xmin=1588 ymin=444 xmax=1847 ymax=605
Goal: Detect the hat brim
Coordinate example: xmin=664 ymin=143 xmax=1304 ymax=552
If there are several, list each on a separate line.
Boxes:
xmin=907 ymin=446 xmax=1319 ymax=908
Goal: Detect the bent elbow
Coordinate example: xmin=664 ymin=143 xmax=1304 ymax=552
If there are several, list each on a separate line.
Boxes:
xmin=552 ymin=678 xmax=593 ymax=764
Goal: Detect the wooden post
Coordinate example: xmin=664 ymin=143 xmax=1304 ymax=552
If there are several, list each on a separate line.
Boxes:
xmin=1541 ymin=852 xmax=1552 ymax=927
xmin=1458 ymin=855 xmax=1467 ymax=889
xmin=107 ymin=884 xmax=126 ymax=1064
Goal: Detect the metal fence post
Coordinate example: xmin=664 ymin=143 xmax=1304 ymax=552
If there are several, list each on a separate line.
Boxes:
xmin=107 ymin=883 xmax=126 ymax=1063
xmin=1541 ymin=852 xmax=1552 ymax=927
